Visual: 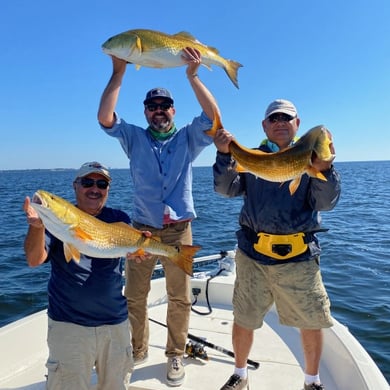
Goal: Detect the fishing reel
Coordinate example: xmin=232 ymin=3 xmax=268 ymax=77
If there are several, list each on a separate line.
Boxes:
xmin=184 ymin=340 xmax=209 ymax=361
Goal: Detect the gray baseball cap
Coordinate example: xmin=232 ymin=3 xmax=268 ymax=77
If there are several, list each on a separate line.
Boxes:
xmin=74 ymin=161 xmax=111 ymax=181
xmin=264 ymin=99 xmax=297 ymax=119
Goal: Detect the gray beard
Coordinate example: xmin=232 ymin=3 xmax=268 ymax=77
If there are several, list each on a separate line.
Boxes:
xmin=149 ymin=118 xmax=171 ymax=132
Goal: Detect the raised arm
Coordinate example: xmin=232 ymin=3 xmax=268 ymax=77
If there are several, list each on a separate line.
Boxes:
xmin=182 ymin=47 xmax=221 ymax=121
xmin=97 ymin=56 xmax=127 ymax=128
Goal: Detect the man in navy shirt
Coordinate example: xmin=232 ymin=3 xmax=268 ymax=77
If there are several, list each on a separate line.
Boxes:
xmin=213 ymin=100 xmax=340 ymax=390
xmin=23 ymin=161 xmax=132 ymax=390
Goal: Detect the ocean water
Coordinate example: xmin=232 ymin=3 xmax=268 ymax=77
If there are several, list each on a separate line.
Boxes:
xmin=0 ymin=162 xmax=389 ymax=382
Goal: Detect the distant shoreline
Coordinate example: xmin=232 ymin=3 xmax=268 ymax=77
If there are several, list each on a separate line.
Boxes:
xmin=1 ymin=160 xmax=390 ymax=173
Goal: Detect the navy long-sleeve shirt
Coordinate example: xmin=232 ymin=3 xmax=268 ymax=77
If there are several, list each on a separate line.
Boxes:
xmin=213 ymin=147 xmax=341 ymax=265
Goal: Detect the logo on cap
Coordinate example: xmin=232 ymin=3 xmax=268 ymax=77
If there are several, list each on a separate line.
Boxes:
xmin=74 ymin=161 xmax=111 ymax=181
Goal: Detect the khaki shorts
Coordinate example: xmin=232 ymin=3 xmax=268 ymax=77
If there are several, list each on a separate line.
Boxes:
xmin=233 ymin=248 xmax=333 ymax=329
xmin=46 ymin=318 xmax=133 ymax=390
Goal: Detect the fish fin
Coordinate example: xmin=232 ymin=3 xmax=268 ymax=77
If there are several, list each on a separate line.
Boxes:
xmin=173 ymin=31 xmax=203 ymax=44
xmin=204 ymin=110 xmax=223 ymax=137
xmin=64 ymin=243 xmax=81 ymax=263
xmin=131 ymin=248 xmax=147 ymax=256
xmin=306 ymin=166 xmax=327 ymax=181
xmin=288 ymin=177 xmax=302 ymax=195
xmin=173 ymin=31 xmax=196 ymax=39
xmin=234 ymin=162 xmax=248 ymax=173
xmin=73 ymin=227 xmax=93 ymax=241
xmin=174 ymin=31 xmax=221 ymax=56
xmin=201 ymin=63 xmax=212 ymax=71
xmin=112 ymin=222 xmax=143 ymax=232
xmin=135 ymin=35 xmax=142 ymax=53
xmin=170 ymin=245 xmax=202 ymax=276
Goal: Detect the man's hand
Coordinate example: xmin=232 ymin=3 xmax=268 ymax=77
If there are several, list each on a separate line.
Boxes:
xmin=23 ymin=197 xmax=44 ymax=229
xmin=214 ymin=128 xmax=233 ymax=154
xmin=111 ymin=55 xmax=127 ymax=75
xmin=126 ymin=230 xmax=153 ymax=263
xmin=182 ymin=47 xmax=201 ymax=77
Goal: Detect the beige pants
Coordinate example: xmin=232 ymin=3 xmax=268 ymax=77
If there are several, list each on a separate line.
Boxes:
xmin=124 ymin=221 xmax=192 ymax=358
xmin=46 ymin=318 xmax=132 ymax=390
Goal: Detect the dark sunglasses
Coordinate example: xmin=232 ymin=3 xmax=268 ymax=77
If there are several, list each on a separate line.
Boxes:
xmin=145 ymin=102 xmax=173 ymax=112
xmin=268 ymin=113 xmax=295 ymax=123
xmin=77 ymin=177 xmax=109 ymax=189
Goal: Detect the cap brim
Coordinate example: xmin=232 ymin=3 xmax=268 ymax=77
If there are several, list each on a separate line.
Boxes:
xmin=266 ymin=108 xmax=297 ymax=118
xmin=143 ymin=97 xmax=174 ymax=105
xmin=76 ymin=171 xmax=111 ymax=182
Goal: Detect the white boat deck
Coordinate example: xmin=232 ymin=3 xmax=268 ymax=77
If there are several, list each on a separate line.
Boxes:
xmin=0 ymin=274 xmax=304 ymax=390
xmin=130 ymin=303 xmax=303 ymax=389
xmin=0 ymin=261 xmax=388 ymax=390
xmin=0 ymin=307 xmax=303 ymax=390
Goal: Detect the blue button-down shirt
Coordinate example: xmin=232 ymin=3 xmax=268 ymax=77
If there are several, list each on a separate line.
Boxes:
xmin=101 ymin=112 xmax=213 ymax=228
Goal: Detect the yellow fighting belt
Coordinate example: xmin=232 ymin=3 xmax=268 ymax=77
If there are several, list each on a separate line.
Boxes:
xmin=253 ymin=232 xmax=308 ymax=260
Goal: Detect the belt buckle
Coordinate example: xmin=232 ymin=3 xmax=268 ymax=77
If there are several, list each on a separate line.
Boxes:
xmin=253 ymin=232 xmax=307 ymax=260
xmin=272 ymin=244 xmax=292 ymax=257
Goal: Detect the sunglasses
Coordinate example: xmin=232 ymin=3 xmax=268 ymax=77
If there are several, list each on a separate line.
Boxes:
xmin=145 ymin=102 xmax=173 ymax=112
xmin=268 ymin=113 xmax=295 ymax=123
xmin=77 ymin=177 xmax=109 ymax=189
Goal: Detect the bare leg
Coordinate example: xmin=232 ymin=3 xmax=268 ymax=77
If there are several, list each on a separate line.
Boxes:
xmin=232 ymin=322 xmax=254 ymax=368
xmin=300 ymin=328 xmax=323 ymax=375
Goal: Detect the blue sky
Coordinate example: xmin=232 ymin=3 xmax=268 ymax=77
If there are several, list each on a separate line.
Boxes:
xmin=1 ymin=0 xmax=389 ymax=170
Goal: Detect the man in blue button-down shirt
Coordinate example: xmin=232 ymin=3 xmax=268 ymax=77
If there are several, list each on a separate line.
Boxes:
xmin=97 ymin=47 xmax=220 ymax=387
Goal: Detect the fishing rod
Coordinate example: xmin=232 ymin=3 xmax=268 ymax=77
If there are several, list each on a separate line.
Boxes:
xmin=149 ymin=317 xmax=260 ymax=369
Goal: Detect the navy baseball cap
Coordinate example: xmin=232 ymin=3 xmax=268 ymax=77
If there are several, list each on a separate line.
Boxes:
xmin=143 ymin=87 xmax=174 ymax=105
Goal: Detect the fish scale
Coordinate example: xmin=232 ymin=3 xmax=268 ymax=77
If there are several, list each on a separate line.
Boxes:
xmin=229 ymin=143 xmax=314 ymax=181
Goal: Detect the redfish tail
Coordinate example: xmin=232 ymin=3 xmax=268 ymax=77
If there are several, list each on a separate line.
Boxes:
xmin=205 ymin=110 xmax=223 ymax=138
xmin=171 ymin=245 xmax=202 ymax=276
xmin=224 ymin=59 xmax=243 ymax=89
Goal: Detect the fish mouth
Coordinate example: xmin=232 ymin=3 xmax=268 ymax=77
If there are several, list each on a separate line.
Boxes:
xmin=32 ymin=192 xmax=44 ymax=206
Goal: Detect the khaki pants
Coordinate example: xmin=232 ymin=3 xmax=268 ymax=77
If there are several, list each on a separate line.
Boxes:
xmin=124 ymin=221 xmax=192 ymax=357
xmin=46 ymin=318 xmax=132 ymax=390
